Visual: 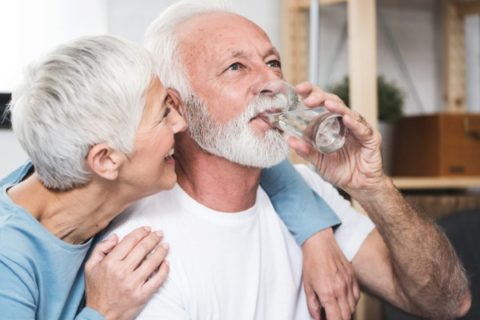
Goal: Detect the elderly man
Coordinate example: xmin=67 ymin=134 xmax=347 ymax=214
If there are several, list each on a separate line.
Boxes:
xmin=109 ymin=1 xmax=471 ymax=320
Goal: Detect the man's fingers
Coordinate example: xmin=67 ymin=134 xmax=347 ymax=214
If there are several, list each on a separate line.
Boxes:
xmin=326 ymin=100 xmax=374 ymax=141
xmin=294 ymin=81 xmax=330 ymax=108
xmin=294 ymin=81 xmax=313 ymax=98
xmin=105 ymin=226 xmax=152 ymax=261
xmin=287 ymin=136 xmax=312 ymax=156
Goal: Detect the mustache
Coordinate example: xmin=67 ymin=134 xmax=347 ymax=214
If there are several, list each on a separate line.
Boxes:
xmin=184 ymin=92 xmax=289 ymax=126
xmin=245 ymin=93 xmax=289 ymax=120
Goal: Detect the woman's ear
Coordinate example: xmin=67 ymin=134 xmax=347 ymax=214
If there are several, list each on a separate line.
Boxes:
xmin=86 ymin=144 xmax=126 ymax=181
xmin=167 ymin=88 xmax=185 ymax=116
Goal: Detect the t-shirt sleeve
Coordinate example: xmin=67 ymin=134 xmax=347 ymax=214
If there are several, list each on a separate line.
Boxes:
xmin=295 ymin=164 xmax=376 ymax=261
xmin=260 ymin=159 xmax=341 ymax=246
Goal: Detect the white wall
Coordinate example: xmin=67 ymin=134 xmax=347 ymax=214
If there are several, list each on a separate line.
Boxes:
xmin=0 ymin=131 xmax=27 ymax=176
xmin=466 ymin=15 xmax=480 ymax=112
xmin=106 ymin=0 xmax=282 ymax=48
xmin=0 ymin=0 xmax=107 ymax=177
xmin=0 ymin=0 xmax=108 ymax=92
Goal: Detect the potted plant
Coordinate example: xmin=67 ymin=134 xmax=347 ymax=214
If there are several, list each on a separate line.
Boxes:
xmin=329 ymin=76 xmax=405 ymax=173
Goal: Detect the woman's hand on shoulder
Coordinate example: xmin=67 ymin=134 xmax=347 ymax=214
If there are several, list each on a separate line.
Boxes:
xmin=84 ymin=226 xmax=169 ymax=320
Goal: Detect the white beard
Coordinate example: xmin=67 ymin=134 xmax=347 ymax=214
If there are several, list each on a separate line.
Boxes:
xmin=183 ymin=94 xmax=288 ymax=168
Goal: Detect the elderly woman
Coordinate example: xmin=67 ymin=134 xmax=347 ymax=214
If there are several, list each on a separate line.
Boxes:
xmin=0 ymin=35 xmax=186 ymax=319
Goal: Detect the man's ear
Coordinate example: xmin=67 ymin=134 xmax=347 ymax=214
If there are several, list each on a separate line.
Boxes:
xmin=86 ymin=144 xmax=126 ymax=181
xmin=167 ymin=88 xmax=186 ymax=116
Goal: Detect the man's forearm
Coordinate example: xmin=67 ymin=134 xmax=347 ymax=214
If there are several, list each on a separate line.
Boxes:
xmin=353 ymin=177 xmax=470 ymax=319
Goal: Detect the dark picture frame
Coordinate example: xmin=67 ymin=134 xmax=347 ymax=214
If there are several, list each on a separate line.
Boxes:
xmin=0 ymin=93 xmax=12 ymax=129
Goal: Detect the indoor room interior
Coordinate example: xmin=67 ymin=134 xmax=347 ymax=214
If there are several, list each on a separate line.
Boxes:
xmin=286 ymin=1 xmax=480 ymax=319
xmin=0 ymin=0 xmax=479 ymax=319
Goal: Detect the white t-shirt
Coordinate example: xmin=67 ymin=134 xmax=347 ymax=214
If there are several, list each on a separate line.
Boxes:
xmin=108 ymin=165 xmax=375 ymax=320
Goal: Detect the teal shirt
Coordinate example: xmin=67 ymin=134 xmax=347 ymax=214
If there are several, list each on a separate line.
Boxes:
xmin=0 ymin=163 xmax=103 ymax=320
xmin=260 ymin=160 xmax=341 ymax=245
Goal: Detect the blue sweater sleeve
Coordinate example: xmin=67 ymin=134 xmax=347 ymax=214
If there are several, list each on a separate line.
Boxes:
xmin=260 ymin=159 xmax=341 ymax=245
xmin=76 ymin=307 xmax=105 ymax=320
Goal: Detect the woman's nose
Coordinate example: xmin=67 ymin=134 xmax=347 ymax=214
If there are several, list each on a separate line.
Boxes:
xmin=171 ymin=108 xmax=188 ymax=133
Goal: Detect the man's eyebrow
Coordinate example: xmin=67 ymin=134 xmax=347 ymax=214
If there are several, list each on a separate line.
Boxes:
xmin=218 ymin=47 xmax=280 ymax=68
xmin=266 ymin=47 xmax=281 ymax=58
xmin=229 ymin=50 xmax=249 ymax=59
xmin=217 ymin=50 xmax=247 ymax=66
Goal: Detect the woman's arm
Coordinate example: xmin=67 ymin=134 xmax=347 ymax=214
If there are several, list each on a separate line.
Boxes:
xmin=260 ymin=159 xmax=340 ymax=245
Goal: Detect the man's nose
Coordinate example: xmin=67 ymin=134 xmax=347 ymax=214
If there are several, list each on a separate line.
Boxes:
xmin=251 ymin=65 xmax=282 ymax=95
xmin=258 ymin=79 xmax=285 ymax=98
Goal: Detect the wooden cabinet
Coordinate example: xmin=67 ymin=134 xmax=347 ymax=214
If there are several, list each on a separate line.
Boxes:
xmin=393 ymin=114 xmax=480 ymax=176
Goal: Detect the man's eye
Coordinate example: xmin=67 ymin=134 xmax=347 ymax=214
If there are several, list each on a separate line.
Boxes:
xmin=267 ymin=60 xmax=281 ymax=69
xmin=227 ymin=63 xmax=242 ymax=71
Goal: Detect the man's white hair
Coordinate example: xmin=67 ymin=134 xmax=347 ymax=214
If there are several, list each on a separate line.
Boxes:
xmin=144 ymin=0 xmax=232 ymax=100
xmin=9 ymin=35 xmax=155 ymax=190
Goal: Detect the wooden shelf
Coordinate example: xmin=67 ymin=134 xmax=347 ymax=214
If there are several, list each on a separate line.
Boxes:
xmin=392 ymin=176 xmax=480 ymax=190
xmin=282 ymin=2 xmax=480 ymax=320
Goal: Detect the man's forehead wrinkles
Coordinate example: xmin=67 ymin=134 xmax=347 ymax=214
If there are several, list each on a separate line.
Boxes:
xmin=219 ymin=46 xmax=279 ymax=60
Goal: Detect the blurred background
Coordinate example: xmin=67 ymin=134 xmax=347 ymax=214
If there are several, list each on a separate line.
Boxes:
xmin=0 ymin=1 xmax=479 ymax=318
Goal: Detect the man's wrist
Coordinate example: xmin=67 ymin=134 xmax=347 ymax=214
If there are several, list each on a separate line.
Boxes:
xmin=347 ymin=175 xmax=395 ymax=203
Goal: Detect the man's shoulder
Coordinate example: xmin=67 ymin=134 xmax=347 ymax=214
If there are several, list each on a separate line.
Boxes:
xmin=107 ymin=186 xmax=190 ymax=238
xmin=292 ymin=163 xmax=312 ymax=176
xmin=292 ymin=163 xmax=332 ymax=190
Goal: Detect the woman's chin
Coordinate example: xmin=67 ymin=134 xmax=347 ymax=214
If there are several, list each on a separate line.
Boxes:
xmin=160 ymin=171 xmax=177 ymax=190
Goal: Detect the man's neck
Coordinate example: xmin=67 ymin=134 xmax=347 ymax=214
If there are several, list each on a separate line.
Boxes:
xmin=175 ymin=139 xmax=261 ymax=213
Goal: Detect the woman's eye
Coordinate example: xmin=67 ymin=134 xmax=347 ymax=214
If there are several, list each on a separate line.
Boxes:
xmin=156 ymin=107 xmax=171 ymax=125
xmin=163 ymin=107 xmax=171 ymax=118
xmin=267 ymin=60 xmax=281 ymax=69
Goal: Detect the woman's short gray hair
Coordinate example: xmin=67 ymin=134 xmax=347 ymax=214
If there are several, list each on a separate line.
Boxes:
xmin=9 ymin=35 xmax=155 ymax=190
xmin=144 ymin=0 xmax=232 ymax=101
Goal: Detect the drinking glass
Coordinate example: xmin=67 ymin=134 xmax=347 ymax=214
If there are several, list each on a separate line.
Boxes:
xmin=259 ymin=80 xmax=347 ymax=153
